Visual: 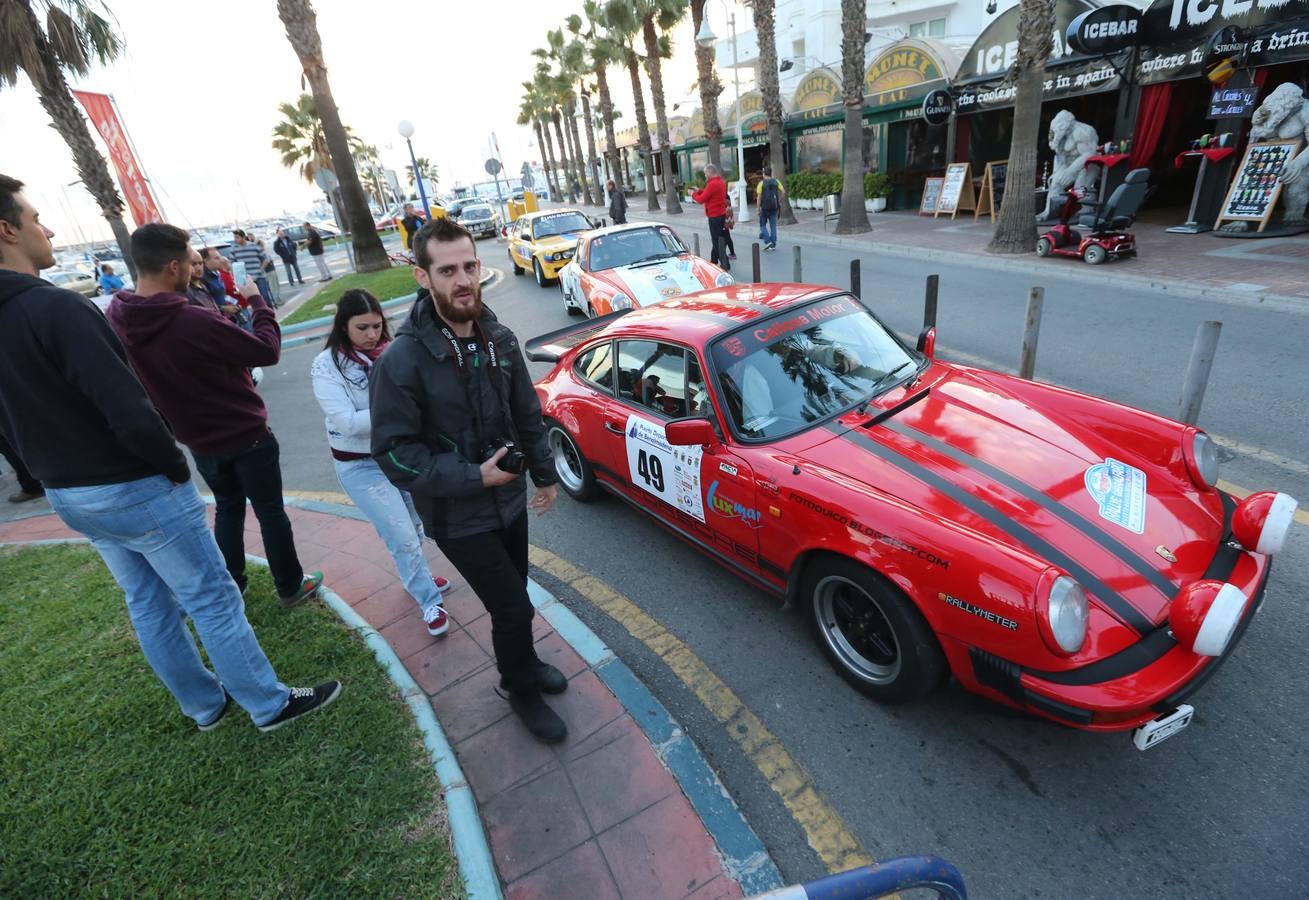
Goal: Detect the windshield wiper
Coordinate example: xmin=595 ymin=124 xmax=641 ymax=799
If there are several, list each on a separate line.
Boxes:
xmin=856 ymin=362 xmax=912 ymax=415
xmin=627 ymin=252 xmax=676 ymax=267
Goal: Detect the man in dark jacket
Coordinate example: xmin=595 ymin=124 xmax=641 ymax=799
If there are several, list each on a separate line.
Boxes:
xmin=0 ymin=174 xmax=339 ymax=732
xmin=370 ymin=216 xmax=568 ymax=743
xmin=273 ymin=227 xmax=303 ymax=285
xmin=304 ymin=222 xmax=332 ymax=282
xmin=107 ymin=223 xmax=322 ymax=607
xmin=607 ymin=179 xmax=627 ymax=225
xmin=692 ymin=164 xmax=731 ymax=270
xmin=400 ymin=203 xmax=423 ymax=251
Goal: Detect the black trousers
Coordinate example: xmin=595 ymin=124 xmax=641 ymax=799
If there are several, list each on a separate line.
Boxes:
xmin=193 ymin=431 xmax=304 ymax=598
xmin=0 ymin=432 xmax=40 ymax=494
xmin=708 ymin=215 xmax=731 ymax=271
xmin=437 ymin=511 xmax=540 ymax=694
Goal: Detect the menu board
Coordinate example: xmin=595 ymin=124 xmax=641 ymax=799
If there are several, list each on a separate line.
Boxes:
xmin=1208 ymin=86 xmax=1258 ymax=119
xmin=1215 ymin=140 xmax=1303 ymax=231
xmin=919 ymin=177 xmax=944 ymax=215
xmin=974 ymin=160 xmax=1009 ymax=221
xmin=935 ymin=162 xmax=975 ymax=218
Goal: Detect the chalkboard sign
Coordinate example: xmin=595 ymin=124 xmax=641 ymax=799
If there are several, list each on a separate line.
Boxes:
xmin=1209 ymin=86 xmax=1258 ymax=119
xmin=1215 ymin=139 xmax=1302 ymax=231
xmin=935 ymin=162 xmax=975 ymax=218
xmin=919 ymin=177 xmax=944 ymax=215
xmin=975 ymin=160 xmax=1009 ymax=221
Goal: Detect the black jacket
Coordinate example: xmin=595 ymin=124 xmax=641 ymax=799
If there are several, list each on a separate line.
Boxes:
xmin=369 ymin=296 xmax=554 ymax=539
xmin=609 ymin=190 xmax=628 ymax=224
xmin=0 ymin=270 xmax=189 ymax=488
xmin=273 ymin=235 xmax=297 ymax=263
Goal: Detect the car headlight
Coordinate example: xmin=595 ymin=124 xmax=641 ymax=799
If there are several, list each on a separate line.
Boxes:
xmin=1231 ymin=491 xmax=1298 ymax=555
xmin=1170 ymin=581 xmax=1247 ymax=656
xmin=610 ymin=293 xmax=632 ymax=310
xmin=1186 ymin=431 xmax=1219 ymax=489
xmin=1040 ymin=575 xmax=1088 ymax=655
xmin=715 ymin=272 xmax=734 ymax=287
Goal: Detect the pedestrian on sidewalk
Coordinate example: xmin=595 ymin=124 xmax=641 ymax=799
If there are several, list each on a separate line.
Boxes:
xmin=97 ymin=262 xmax=125 ymax=297
xmin=256 ymin=239 xmax=282 ymax=306
xmin=107 ymin=223 xmax=322 ymax=607
xmin=0 ymin=175 xmax=340 ymax=732
xmin=274 ymin=227 xmax=304 ymax=285
xmin=230 ymin=230 xmax=274 ymax=307
xmin=400 ymin=203 xmax=423 ymax=251
xmin=756 ymin=167 xmax=784 ymax=251
xmin=607 ymin=180 xmax=627 ymax=225
xmin=691 ymin=164 xmax=730 ymax=271
xmin=311 ymin=289 xmax=454 ymax=637
xmin=371 ymin=216 xmax=570 ymax=744
xmin=0 ymin=431 xmax=42 ymax=502
xmin=305 ymin=222 xmax=332 ymax=282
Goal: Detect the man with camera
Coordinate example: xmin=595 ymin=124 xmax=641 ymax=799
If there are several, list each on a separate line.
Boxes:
xmin=370 ymin=216 xmax=567 ymax=743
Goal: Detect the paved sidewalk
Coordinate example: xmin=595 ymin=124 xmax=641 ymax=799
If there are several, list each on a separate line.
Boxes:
xmin=0 ymin=504 xmax=756 ymax=900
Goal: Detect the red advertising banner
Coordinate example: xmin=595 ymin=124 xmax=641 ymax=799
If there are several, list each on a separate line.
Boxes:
xmin=72 ymin=90 xmax=163 ymax=228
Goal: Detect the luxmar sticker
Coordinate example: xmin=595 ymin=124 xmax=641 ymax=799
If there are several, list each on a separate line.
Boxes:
xmin=707 ymin=480 xmax=763 ymax=528
xmin=1084 ymin=458 xmax=1147 ymax=534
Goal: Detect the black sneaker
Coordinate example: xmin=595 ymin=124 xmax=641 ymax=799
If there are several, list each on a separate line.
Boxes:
xmin=508 ymin=691 xmax=567 ymax=744
xmin=257 ymin=681 xmax=342 ymax=732
xmin=502 ymin=662 xmax=568 ymax=695
xmin=197 ymin=689 xmax=233 ymax=732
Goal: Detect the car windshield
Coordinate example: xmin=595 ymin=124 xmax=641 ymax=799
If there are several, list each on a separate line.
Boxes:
xmin=533 ymin=211 xmax=591 ymax=240
xmin=463 ymin=206 xmax=492 ymax=220
xmin=588 ymin=226 xmax=685 ymax=271
xmin=709 ymin=295 xmax=920 ymax=440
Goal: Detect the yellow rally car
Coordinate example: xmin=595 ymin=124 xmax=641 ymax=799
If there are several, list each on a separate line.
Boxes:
xmin=507 ymin=209 xmax=597 ymax=288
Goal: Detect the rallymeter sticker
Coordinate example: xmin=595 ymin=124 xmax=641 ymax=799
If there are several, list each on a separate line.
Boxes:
xmin=1084 ymin=458 xmax=1147 ymax=534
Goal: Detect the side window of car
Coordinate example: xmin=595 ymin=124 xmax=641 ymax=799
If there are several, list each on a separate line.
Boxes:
xmin=573 ymin=342 xmax=614 ymax=394
xmin=687 ymin=354 xmax=710 ymax=418
xmin=616 ymin=340 xmax=689 ymax=419
xmin=576 ymin=239 xmax=588 ymax=271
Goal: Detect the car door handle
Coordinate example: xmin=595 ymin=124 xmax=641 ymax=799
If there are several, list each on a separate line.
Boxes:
xmin=604 ymin=421 xmax=625 ymax=435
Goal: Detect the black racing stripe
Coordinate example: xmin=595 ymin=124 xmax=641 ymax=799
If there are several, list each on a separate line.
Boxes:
xmin=886 ymin=421 xmax=1179 ymax=599
xmin=833 ymin=425 xmax=1155 ymax=634
xmin=1202 ymin=492 xmax=1241 ymax=581
xmin=1028 ymin=626 xmax=1175 ymax=685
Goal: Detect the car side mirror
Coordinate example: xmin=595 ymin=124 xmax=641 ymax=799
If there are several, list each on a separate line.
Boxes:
xmin=916 ymin=326 xmax=936 ymax=359
xmin=666 ymin=417 xmax=717 ymax=447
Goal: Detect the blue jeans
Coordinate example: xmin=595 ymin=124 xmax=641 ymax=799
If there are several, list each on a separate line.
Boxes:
xmin=46 ymin=476 xmax=289 ymax=726
xmin=758 ymin=209 xmax=778 ymax=247
xmin=335 ymin=458 xmax=442 ymax=614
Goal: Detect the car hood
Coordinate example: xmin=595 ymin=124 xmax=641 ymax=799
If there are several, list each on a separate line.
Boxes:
xmin=600 ymin=256 xmax=710 ymax=306
xmin=804 ymin=364 xmax=1226 ymax=631
xmin=533 ymin=233 xmax=586 ymax=253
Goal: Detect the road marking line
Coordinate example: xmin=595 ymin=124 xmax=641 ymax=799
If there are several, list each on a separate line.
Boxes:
xmin=528 ymin=544 xmax=872 ymax=874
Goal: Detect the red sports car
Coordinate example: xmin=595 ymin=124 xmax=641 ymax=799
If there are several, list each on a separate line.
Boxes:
xmin=527 ymin=284 xmax=1297 ymax=749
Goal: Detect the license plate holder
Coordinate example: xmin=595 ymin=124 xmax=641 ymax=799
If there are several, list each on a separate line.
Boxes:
xmin=1132 ymin=703 xmax=1194 ymax=751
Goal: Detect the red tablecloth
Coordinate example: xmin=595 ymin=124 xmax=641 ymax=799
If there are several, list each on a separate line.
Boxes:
xmin=1174 ymin=147 xmax=1237 ymax=168
xmin=1086 ymin=153 xmax=1131 ymax=169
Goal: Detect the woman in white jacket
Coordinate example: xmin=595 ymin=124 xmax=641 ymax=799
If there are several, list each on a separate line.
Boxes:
xmin=311 ymin=290 xmax=451 ymax=635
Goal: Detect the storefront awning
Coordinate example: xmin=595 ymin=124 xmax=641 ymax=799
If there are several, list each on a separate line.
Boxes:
xmin=863 ymin=38 xmax=962 ymax=119
xmin=1136 ymin=0 xmax=1309 ymax=84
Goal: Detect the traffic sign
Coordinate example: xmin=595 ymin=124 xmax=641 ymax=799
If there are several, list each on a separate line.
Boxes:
xmin=484 ymin=158 xmax=502 ymax=176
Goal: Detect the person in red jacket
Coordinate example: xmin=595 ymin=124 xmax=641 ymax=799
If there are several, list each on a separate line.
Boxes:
xmin=691 ymin=163 xmax=731 ymax=271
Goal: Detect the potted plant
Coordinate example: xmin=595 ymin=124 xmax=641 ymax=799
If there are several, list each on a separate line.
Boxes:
xmin=864 ymin=172 xmax=890 ymax=213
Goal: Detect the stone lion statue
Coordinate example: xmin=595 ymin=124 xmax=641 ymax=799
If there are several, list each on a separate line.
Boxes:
xmin=1040 ymin=110 xmax=1101 ymax=221
xmin=1249 ymin=83 xmax=1309 ymax=224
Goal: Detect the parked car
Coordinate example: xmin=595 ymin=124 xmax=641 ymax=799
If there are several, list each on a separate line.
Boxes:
xmin=280 ymin=222 xmax=340 ymax=247
xmin=46 ymin=269 xmax=99 ymax=298
xmin=505 ymin=208 xmax=597 ymax=287
xmin=558 ymin=222 xmax=731 ymax=318
xmin=526 ymin=284 xmax=1294 ymax=750
xmin=459 ymin=202 xmax=499 ymax=238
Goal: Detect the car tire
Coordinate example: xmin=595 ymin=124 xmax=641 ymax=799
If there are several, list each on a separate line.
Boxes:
xmin=803 ymin=555 xmax=946 ymax=704
xmin=546 ymin=421 xmax=599 ymax=502
xmin=510 ymin=251 xmax=523 ymax=276
xmin=1036 ymin=237 xmax=1053 ymax=257
xmin=1083 ymin=244 xmax=1107 ymax=265
xmin=534 ymin=258 xmax=550 ymax=288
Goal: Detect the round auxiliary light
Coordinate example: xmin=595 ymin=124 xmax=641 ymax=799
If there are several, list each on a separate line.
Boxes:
xmin=1170 ymin=581 xmax=1247 ymax=657
xmin=1232 ymin=491 xmax=1298 ymax=556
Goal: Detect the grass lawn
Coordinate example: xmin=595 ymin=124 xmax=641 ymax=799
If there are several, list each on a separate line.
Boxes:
xmin=0 ymin=544 xmax=460 ymax=898
xmin=280 ymin=266 xmax=418 ymax=327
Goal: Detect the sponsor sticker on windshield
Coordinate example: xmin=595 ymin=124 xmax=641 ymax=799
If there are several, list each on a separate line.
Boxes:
xmin=1084 ymin=458 xmax=1147 ymax=534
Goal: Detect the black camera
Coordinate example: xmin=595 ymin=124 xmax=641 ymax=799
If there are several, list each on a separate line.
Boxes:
xmin=482 ymin=440 xmax=526 ymax=475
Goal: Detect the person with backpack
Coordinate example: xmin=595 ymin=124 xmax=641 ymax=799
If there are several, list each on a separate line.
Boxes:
xmin=756 ymin=166 xmax=785 ymax=252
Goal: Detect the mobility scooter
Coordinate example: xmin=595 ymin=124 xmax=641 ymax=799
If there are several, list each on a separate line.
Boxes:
xmin=1037 ymin=167 xmax=1150 ymax=265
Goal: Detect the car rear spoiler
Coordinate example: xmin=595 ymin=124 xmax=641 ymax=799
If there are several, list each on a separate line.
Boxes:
xmin=524 ymin=309 xmax=632 ymax=363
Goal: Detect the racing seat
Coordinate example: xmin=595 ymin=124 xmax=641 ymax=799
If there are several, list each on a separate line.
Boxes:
xmin=1078 ymin=167 xmax=1150 ymax=234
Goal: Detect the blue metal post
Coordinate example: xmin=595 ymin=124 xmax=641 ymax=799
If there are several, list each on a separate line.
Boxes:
xmin=406 ymin=136 xmax=431 ymax=218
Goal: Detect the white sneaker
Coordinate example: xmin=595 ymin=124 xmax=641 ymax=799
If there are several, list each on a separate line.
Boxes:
xmin=424 ymin=605 xmax=449 ymax=636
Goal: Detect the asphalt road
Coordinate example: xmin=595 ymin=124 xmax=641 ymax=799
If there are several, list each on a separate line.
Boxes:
xmin=261 ymin=227 xmax=1309 ymax=899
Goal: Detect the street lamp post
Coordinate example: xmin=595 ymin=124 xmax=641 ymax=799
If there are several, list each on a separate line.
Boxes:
xmin=696 ymin=3 xmax=750 ymax=224
xmin=397 ymin=119 xmax=431 ymax=219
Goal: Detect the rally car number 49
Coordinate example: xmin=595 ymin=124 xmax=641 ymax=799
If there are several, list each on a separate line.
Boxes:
xmin=526 ymin=284 xmax=1297 ymax=749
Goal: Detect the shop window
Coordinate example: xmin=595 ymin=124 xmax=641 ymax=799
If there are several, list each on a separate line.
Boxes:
xmin=862 ymin=123 xmax=883 ymax=173
xmin=909 ymin=18 xmax=946 ymax=38
xmin=796 ymin=130 xmax=842 ymax=174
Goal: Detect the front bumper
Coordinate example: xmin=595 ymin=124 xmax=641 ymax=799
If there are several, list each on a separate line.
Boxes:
xmin=464 ymin=220 xmax=497 ymax=235
xmin=969 ymin=544 xmax=1272 ymax=732
xmin=536 ymin=255 xmax=571 ymax=278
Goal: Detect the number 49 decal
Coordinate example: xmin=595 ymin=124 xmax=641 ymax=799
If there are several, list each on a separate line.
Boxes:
xmin=636 ymin=449 xmax=665 ymax=492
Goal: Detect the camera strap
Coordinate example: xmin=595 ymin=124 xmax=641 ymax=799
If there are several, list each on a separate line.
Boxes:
xmin=438 ymin=321 xmax=516 ymax=454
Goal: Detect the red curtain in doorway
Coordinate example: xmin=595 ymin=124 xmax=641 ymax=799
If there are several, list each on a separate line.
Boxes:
xmin=1129 ymin=82 xmax=1175 ymax=169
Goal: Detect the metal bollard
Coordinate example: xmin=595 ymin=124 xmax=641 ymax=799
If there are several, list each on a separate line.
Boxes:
xmin=752 ymin=242 xmax=762 ymax=283
xmin=1178 ymin=320 xmax=1223 ymax=425
xmin=793 ymin=244 xmax=802 ymax=282
xmin=1019 ymin=287 xmax=1044 ymax=380
xmin=850 ymin=258 xmax=861 ymax=299
xmin=924 ymin=274 xmax=939 ymax=330
xmin=693 ymin=232 xmax=700 ymax=257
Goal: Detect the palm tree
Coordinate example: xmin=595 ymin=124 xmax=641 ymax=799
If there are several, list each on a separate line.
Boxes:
xmin=690 ymin=0 xmax=723 ymax=170
xmin=566 ymin=15 xmax=606 ymax=205
xmin=540 ymin=30 xmax=596 ymax=206
xmin=276 ymin=0 xmax=387 ymax=272
xmin=752 ymin=0 xmax=796 ymax=225
xmin=988 ymin=0 xmax=1055 ymax=254
xmin=532 ymin=62 xmax=578 ymax=201
xmin=580 ymin=1 xmax=625 ymax=193
xmin=834 ymin=0 xmax=870 ymax=234
xmin=0 ymin=1 xmax=137 ymax=274
xmin=603 ymin=2 xmax=659 ymax=211
xmin=518 ymin=87 xmax=561 ymax=200
xmin=271 ymin=93 xmax=333 ymax=183
xmin=406 ymin=157 xmax=438 ymax=192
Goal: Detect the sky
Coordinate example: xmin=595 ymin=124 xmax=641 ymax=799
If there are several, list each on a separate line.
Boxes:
xmin=2 ymin=0 xmax=750 ymax=246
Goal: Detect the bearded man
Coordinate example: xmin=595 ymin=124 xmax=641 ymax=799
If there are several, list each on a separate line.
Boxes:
xmin=369 ymin=215 xmax=567 ymax=744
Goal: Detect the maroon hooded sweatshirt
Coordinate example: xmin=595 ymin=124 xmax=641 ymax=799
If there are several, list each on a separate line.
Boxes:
xmin=106 ymin=290 xmax=281 ymax=457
